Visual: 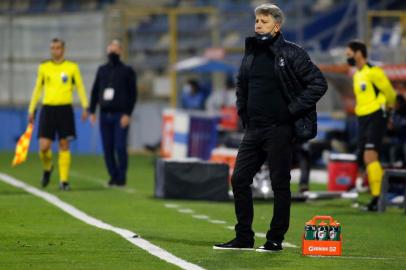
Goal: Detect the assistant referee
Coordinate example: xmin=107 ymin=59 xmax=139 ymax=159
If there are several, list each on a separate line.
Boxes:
xmin=28 ymin=38 xmax=89 ymax=191
xmin=346 ymin=40 xmax=397 ymax=211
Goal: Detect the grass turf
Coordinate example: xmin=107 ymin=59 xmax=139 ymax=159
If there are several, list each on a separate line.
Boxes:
xmin=0 ymin=152 xmax=405 ymax=270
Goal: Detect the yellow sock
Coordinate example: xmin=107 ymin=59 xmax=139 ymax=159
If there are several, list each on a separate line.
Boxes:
xmin=39 ymin=150 xmax=52 ymax=171
xmin=367 ymin=161 xmax=384 ymax=197
xmin=58 ymin=150 xmax=71 ymax=183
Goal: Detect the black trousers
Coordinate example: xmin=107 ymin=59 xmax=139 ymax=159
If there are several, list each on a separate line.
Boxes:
xmin=100 ymin=112 xmax=129 ymax=184
xmin=232 ymin=124 xmax=293 ymax=244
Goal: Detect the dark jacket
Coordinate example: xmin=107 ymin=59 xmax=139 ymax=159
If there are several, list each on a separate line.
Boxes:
xmin=236 ymin=33 xmax=327 ymax=131
xmin=89 ymin=60 xmax=137 ymax=115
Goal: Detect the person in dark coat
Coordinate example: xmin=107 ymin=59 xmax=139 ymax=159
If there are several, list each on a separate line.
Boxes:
xmin=214 ymin=3 xmax=327 ymax=252
xmin=89 ymin=39 xmax=137 ymax=187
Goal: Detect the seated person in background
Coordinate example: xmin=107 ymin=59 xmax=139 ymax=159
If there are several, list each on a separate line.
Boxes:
xmin=180 ymin=79 xmax=205 ymax=110
xmin=207 ymin=77 xmax=238 ymax=132
xmin=387 ymin=94 xmax=406 ymax=167
xmin=206 ymin=77 xmax=236 ymax=113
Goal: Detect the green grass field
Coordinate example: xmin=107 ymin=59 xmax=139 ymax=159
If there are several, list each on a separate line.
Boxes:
xmin=0 ymin=152 xmax=405 ymax=270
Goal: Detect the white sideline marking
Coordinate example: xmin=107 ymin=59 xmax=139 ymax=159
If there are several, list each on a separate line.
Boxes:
xmin=209 ymin=220 xmax=227 ymax=224
xmin=178 ymin=208 xmax=195 ymax=214
xmin=0 ymin=173 xmax=205 ymax=270
xmin=70 ymin=171 xmax=136 ymax=194
xmin=281 ymin=242 xmax=298 ymax=248
xmin=254 ymin=233 xmax=298 ymax=248
xmin=165 ymin=205 xmax=299 ymax=249
xmin=255 ymin=232 xmax=266 ymax=238
xmin=192 ymin=215 xmax=209 ymax=220
xmin=164 ymin=203 xmax=180 ymax=208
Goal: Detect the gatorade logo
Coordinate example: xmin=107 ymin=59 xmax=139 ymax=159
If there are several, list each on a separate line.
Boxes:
xmin=308 ymin=246 xmax=337 ymax=252
xmin=309 ymin=246 xmax=328 ymax=252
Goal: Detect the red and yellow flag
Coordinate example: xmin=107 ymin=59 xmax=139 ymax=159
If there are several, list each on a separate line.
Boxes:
xmin=12 ymin=123 xmax=34 ymax=167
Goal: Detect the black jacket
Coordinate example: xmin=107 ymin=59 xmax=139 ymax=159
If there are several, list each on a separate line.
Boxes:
xmin=236 ymin=33 xmax=327 ymax=130
xmin=89 ymin=60 xmax=137 ymax=115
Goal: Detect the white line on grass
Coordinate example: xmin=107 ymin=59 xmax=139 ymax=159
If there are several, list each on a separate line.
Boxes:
xmin=0 ymin=173 xmax=205 ymax=270
xmin=70 ymin=170 xmax=136 ymax=194
xmin=192 ymin=215 xmax=209 ymax=220
xmin=208 ymin=220 xmax=227 ymax=224
xmin=164 ymin=203 xmax=180 ymax=208
xmin=178 ymin=208 xmax=195 ymax=214
xmin=165 ymin=204 xmax=298 ymax=248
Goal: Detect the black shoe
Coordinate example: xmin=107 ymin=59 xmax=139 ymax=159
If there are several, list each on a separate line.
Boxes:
xmin=213 ymin=238 xmax=254 ymax=251
xmin=107 ymin=179 xmax=117 ymax=187
xmin=59 ymin=182 xmax=71 ymax=191
xmin=366 ymin=196 xmax=379 ymax=212
xmin=256 ymin=241 xmax=283 ymax=252
xmin=41 ymin=166 xmax=53 ymax=188
xmin=115 ymin=182 xmax=126 ymax=188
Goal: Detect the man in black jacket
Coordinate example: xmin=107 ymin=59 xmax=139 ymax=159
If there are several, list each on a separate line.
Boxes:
xmin=89 ymin=39 xmax=137 ymax=187
xmin=214 ymin=4 xmax=327 ymax=252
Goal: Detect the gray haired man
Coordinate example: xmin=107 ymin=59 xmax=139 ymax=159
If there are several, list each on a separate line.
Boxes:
xmin=214 ymin=4 xmax=327 ymax=252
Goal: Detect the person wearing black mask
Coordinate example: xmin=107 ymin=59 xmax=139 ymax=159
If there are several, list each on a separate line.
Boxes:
xmin=213 ymin=3 xmax=327 ymax=252
xmin=89 ymin=39 xmax=137 ymax=187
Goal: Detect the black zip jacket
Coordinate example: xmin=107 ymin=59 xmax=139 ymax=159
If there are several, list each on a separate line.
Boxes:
xmin=236 ymin=33 xmax=327 ymax=129
xmin=89 ymin=60 xmax=137 ymax=115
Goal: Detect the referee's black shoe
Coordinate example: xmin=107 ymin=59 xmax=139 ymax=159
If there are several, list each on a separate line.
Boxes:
xmin=59 ymin=182 xmax=71 ymax=191
xmin=41 ymin=166 xmax=53 ymax=188
xmin=256 ymin=241 xmax=283 ymax=252
xmin=366 ymin=196 xmax=379 ymax=212
xmin=213 ymin=238 xmax=254 ymax=251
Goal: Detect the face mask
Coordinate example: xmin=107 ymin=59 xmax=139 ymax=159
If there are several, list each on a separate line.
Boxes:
xmin=255 ymin=32 xmax=273 ymax=42
xmin=108 ymin=52 xmax=120 ymax=64
xmin=347 ymin=57 xmax=356 ymax=66
xmin=255 ymin=25 xmax=277 ymax=42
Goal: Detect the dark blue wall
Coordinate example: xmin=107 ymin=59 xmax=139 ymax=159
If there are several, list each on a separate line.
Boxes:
xmin=0 ymin=107 xmax=103 ymax=154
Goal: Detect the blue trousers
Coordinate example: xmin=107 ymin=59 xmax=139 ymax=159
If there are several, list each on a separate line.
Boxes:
xmin=100 ymin=112 xmax=129 ymax=184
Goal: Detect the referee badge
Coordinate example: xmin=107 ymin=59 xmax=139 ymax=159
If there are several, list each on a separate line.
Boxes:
xmin=360 ymin=82 xmax=367 ymax=91
xmin=61 ymin=72 xmax=68 ymax=83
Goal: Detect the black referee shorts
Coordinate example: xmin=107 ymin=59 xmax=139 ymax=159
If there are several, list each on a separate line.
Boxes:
xmin=357 ymin=109 xmax=387 ymax=153
xmin=38 ymin=105 xmax=76 ymax=141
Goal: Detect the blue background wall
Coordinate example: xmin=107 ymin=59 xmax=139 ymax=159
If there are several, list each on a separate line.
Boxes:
xmin=0 ymin=107 xmax=103 ymax=154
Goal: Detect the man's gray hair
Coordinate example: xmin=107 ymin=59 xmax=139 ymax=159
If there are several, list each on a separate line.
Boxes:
xmin=111 ymin=39 xmax=122 ymax=48
xmin=254 ymin=3 xmax=284 ymax=25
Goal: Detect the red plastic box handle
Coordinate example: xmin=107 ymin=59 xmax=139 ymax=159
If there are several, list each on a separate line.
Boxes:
xmin=312 ymin=216 xmax=334 ymax=224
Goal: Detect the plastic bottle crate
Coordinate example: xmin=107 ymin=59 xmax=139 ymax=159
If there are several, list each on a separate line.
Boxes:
xmin=302 ymin=215 xmax=342 ymax=256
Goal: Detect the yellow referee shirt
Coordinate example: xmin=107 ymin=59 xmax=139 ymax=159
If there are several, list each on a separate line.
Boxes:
xmin=353 ymin=63 xmax=396 ymax=116
xmin=28 ymin=60 xmax=89 ymax=114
